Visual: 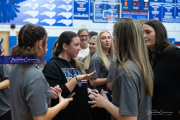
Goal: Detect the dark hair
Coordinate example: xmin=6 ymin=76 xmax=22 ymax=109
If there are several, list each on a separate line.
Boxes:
xmin=54 ymin=31 xmax=78 ymax=56
xmin=143 ymin=20 xmax=173 ymax=67
xmin=89 ymin=31 xmax=98 ymax=38
xmin=11 ymin=23 xmax=47 ymax=56
xmin=52 ymin=40 xmax=58 ymax=56
xmin=11 ymin=24 xmax=47 ymax=68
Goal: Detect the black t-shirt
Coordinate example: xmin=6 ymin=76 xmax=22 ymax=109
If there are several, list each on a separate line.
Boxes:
xmin=43 ymin=56 xmax=91 ymax=120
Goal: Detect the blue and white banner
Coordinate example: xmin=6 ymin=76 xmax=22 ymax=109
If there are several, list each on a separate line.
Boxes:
xmin=74 ymin=0 xmax=89 ymax=20
xmin=0 ymin=0 xmax=73 ymax=27
xmin=175 ymin=5 xmax=180 ymax=23
xmin=149 ymin=3 xmax=162 ymax=21
xmin=162 ymin=4 xmax=175 ymax=23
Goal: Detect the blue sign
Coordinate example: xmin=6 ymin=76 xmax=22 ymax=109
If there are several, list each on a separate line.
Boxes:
xmin=175 ymin=5 xmax=180 ymax=22
xmin=0 ymin=0 xmax=73 ymax=26
xmin=149 ymin=3 xmax=162 ymax=21
xmin=163 ymin=0 xmax=175 ymax=3
xmin=74 ymin=0 xmax=89 ymax=20
xmin=162 ymin=4 xmax=175 ymax=22
xmin=122 ymin=11 xmax=148 ymax=21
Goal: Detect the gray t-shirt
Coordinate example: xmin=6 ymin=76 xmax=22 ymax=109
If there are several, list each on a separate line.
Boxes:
xmin=111 ymin=60 xmax=151 ymax=120
xmin=10 ymin=65 xmax=52 ymax=120
xmin=0 ymin=64 xmax=10 ymax=116
xmin=89 ymin=52 xmax=110 ymax=91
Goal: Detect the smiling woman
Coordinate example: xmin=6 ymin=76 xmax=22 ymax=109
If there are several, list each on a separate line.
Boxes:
xmin=42 ymin=31 xmax=96 ymax=120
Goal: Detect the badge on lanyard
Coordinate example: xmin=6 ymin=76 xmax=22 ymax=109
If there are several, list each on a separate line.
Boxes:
xmin=78 ymin=82 xmax=82 ymax=87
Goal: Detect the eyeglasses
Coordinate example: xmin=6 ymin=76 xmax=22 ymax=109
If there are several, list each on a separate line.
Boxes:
xmin=79 ymin=35 xmax=89 ymax=38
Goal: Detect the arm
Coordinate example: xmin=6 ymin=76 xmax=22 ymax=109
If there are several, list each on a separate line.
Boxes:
xmin=33 ymin=92 xmax=73 ymax=120
xmin=89 ymin=78 xmax=107 ymax=86
xmin=103 ymin=100 xmax=137 ymax=120
xmin=89 ymin=92 xmax=137 ymax=120
xmin=0 ymin=80 xmax=9 ymax=89
xmin=0 ymin=64 xmax=10 ymax=89
xmin=107 ymin=81 xmax=112 ymax=91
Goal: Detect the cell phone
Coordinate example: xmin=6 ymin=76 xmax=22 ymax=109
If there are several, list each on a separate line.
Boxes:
xmin=68 ymin=92 xmax=76 ymax=98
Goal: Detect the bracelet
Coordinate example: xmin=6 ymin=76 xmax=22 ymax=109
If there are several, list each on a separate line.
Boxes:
xmin=75 ymin=76 xmax=79 ymax=82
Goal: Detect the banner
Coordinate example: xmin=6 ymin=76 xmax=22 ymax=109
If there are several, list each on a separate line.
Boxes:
xmin=162 ymin=4 xmax=175 ymax=22
xmin=74 ymin=0 xmax=89 ymax=20
xmin=149 ymin=3 xmax=162 ymax=21
xmin=0 ymin=0 xmax=73 ymax=26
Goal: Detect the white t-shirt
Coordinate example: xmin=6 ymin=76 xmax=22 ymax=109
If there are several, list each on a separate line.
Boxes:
xmin=78 ymin=47 xmax=89 ymax=58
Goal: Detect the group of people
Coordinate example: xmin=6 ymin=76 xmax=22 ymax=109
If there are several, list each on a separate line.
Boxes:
xmin=0 ymin=18 xmax=180 ymax=120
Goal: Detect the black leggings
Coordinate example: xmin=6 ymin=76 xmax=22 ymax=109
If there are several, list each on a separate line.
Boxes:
xmin=0 ymin=110 xmax=12 ymax=120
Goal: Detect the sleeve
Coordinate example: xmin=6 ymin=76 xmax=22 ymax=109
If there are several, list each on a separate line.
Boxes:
xmin=117 ymin=73 xmax=139 ymax=116
xmin=42 ymin=62 xmax=71 ymax=97
xmin=107 ymin=60 xmax=115 ymax=82
xmin=89 ymin=58 xmax=101 ymax=79
xmin=26 ymin=77 xmax=49 ymax=117
xmin=1 ymin=64 xmax=10 ymax=81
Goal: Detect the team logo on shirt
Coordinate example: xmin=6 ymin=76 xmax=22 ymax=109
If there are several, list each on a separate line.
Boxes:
xmin=61 ymin=68 xmax=87 ymax=83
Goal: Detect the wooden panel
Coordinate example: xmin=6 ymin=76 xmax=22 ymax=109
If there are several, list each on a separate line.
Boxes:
xmin=0 ymin=32 xmax=10 ymax=56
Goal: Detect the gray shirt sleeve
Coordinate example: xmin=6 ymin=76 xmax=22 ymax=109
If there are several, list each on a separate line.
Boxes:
xmin=0 ymin=64 xmax=10 ymax=81
xmin=107 ymin=59 xmax=116 ymax=82
xmin=117 ymin=72 xmax=138 ymax=116
xmin=89 ymin=58 xmax=101 ymax=79
xmin=26 ymin=77 xmax=49 ymax=117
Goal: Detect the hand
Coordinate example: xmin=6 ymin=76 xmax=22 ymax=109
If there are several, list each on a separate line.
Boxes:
xmin=88 ymin=91 xmax=109 ymax=108
xmin=58 ymin=91 xmax=73 ymax=109
xmin=50 ymin=85 xmax=62 ymax=99
xmin=76 ymin=57 xmax=83 ymax=62
xmin=76 ymin=70 xmax=96 ymax=81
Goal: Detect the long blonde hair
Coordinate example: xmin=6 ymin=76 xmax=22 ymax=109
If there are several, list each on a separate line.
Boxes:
xmin=84 ymin=36 xmax=97 ymax=69
xmin=113 ymin=18 xmax=153 ymax=97
xmin=96 ymin=30 xmax=115 ymax=71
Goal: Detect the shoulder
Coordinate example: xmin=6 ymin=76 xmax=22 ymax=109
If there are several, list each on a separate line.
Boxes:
xmin=116 ymin=60 xmax=141 ymax=83
xmin=165 ymin=46 xmax=180 ymax=60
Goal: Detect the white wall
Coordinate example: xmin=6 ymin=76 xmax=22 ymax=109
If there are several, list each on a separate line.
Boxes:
xmin=0 ymin=20 xmax=179 ymax=41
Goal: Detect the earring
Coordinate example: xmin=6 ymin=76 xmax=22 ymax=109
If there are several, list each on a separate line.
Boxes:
xmin=40 ymin=47 xmax=42 ymax=50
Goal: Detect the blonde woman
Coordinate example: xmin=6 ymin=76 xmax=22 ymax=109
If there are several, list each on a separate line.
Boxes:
xmin=83 ymin=35 xmax=97 ymax=73
xmin=89 ymin=18 xmax=153 ymax=120
xmin=88 ymin=30 xmax=115 ymax=120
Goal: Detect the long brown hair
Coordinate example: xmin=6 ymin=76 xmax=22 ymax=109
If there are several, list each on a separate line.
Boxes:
xmin=113 ymin=18 xmax=153 ymax=97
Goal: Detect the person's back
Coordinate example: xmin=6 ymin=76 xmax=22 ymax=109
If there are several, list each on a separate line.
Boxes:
xmin=112 ymin=60 xmax=151 ymax=120
xmin=10 ymin=64 xmax=51 ymax=120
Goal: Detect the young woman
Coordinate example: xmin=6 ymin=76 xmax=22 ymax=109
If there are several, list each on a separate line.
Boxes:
xmin=0 ymin=64 xmax=11 ymax=120
xmin=10 ymin=24 xmax=72 ymax=120
xmin=42 ymin=31 xmax=96 ymax=120
xmin=83 ymin=35 xmax=97 ymax=73
xmin=88 ymin=30 xmax=115 ymax=120
xmin=143 ymin=20 xmax=180 ymax=120
xmin=89 ymin=18 xmax=153 ymax=120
